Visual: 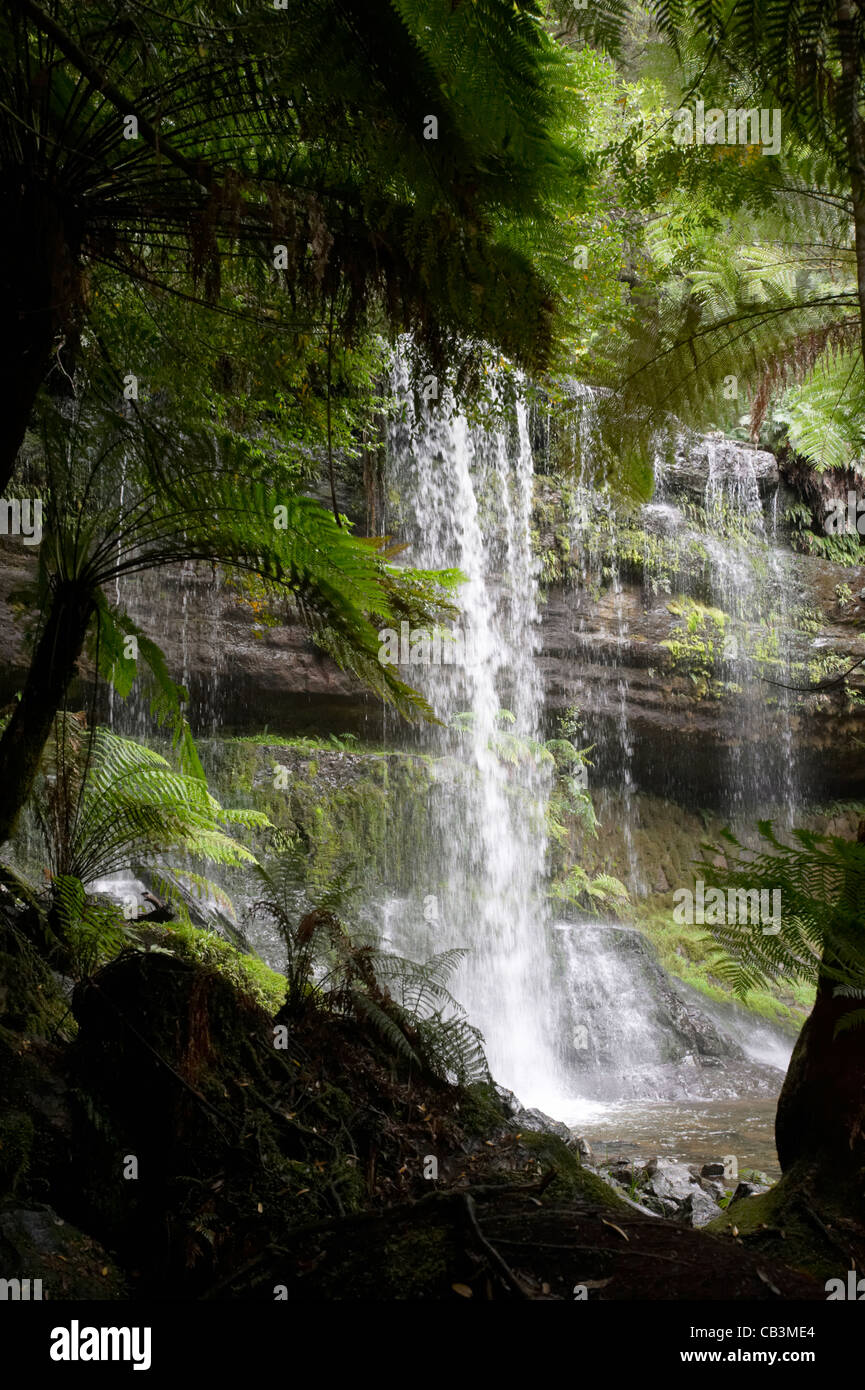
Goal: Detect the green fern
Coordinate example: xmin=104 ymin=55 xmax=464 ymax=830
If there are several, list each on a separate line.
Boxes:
xmin=33 ymin=718 xmax=270 ymax=921
xmin=698 ymin=822 xmax=865 ymax=1037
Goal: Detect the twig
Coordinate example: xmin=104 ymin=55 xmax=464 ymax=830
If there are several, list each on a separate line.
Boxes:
xmin=762 ymin=653 xmax=865 ymax=692
xmin=462 ymin=1193 xmax=530 ymax=1298
xmin=795 ymin=1198 xmax=856 ymax=1264
xmin=489 ymin=1237 xmax=694 ymax=1264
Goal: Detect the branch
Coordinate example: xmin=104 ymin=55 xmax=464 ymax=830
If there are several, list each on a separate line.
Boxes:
xmin=13 ymin=0 xmax=213 ymax=190
xmin=762 ymin=652 xmax=865 ymax=692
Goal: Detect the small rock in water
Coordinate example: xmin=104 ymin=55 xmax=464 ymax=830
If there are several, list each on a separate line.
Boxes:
xmin=494 ymin=1085 xmax=521 ymax=1117
xmin=700 ymin=1178 xmax=727 ymax=1204
xmin=700 ymin=1161 xmax=726 ymax=1179
xmin=567 ymin=1134 xmax=593 ymax=1164
xmin=641 ymin=1157 xmax=697 ymax=1204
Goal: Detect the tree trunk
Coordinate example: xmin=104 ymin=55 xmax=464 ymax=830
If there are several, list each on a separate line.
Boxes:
xmin=0 ymin=172 xmax=82 ymax=493
xmin=0 ymin=580 xmax=95 ymax=846
xmin=775 ymin=816 xmax=865 ymax=1178
xmin=775 ymin=971 xmax=865 ymax=1177
xmin=837 ymin=2 xmax=865 ymax=375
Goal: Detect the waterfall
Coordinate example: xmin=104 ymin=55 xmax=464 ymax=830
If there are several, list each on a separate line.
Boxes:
xmin=85 ymin=366 xmax=799 ymax=1132
xmin=383 ymin=361 xmax=563 ymax=1105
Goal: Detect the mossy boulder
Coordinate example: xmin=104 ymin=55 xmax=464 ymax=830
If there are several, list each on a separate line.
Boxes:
xmin=0 ymin=1204 xmax=126 ymax=1299
xmin=706 ymin=1159 xmax=865 ymax=1284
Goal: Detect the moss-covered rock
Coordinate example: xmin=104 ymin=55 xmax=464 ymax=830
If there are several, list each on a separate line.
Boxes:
xmin=0 ymin=1204 xmax=126 ymax=1299
xmin=706 ymin=1160 xmax=865 ymax=1285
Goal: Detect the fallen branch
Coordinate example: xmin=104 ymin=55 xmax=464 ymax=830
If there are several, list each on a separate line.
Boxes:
xmin=462 ymin=1192 xmax=530 ymax=1299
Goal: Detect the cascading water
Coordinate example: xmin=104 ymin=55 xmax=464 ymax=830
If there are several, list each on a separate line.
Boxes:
xmin=81 ymin=366 xmax=800 ymax=1153
xmin=382 ymin=361 xmax=564 ymax=1105
xmin=698 ymin=436 xmax=800 ymax=821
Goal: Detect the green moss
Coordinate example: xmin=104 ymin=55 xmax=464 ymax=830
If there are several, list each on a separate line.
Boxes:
xmin=0 ymin=944 xmax=70 ymax=1038
xmin=631 ymin=902 xmax=811 ymax=1033
xmin=517 ymin=1130 xmax=631 ymax=1208
xmin=457 ymin=1081 xmax=509 ymax=1136
xmin=379 ymin=1224 xmax=453 ymax=1296
xmin=705 ymin=1163 xmax=858 ymax=1283
xmin=202 ymin=738 xmax=436 ymax=900
xmin=0 ymin=1109 xmax=34 ymax=1197
xmin=162 ymin=924 xmax=286 ymax=1013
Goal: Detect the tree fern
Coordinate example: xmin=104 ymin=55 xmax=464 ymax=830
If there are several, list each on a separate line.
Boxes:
xmin=33 ymin=718 xmax=270 ymax=910
xmin=251 ymin=861 xmax=489 ymax=1084
xmin=698 ymin=822 xmax=865 ymax=1034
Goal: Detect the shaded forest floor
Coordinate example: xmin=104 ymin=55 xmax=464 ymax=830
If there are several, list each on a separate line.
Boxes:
xmin=0 ymin=908 xmax=852 ymax=1301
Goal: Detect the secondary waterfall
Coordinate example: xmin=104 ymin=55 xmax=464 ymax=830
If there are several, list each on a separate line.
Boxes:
xmin=383 ymin=363 xmax=563 ymax=1105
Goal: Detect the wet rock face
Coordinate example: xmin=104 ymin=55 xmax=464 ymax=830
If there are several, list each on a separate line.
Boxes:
xmin=0 ymin=554 xmax=377 ymax=734
xmin=664 ymin=436 xmax=779 ymax=504
xmin=0 ymin=432 xmax=860 ymax=803
xmin=539 ymin=572 xmax=865 ymax=806
xmin=554 ymin=924 xmax=749 ymax=1102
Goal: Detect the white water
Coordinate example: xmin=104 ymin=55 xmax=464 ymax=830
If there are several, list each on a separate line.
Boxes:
xmin=87 ymin=367 xmax=796 ymax=1136
xmin=385 ymin=363 xmax=564 ymax=1105
xmin=382 ymin=374 xmax=793 ymax=1120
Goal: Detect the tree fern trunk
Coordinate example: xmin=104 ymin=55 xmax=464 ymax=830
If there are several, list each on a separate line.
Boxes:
xmin=775 ymin=971 xmax=865 ymax=1177
xmin=0 ymin=580 xmax=94 ymax=846
xmin=775 ymin=817 xmax=865 ymax=1178
xmin=0 ymin=172 xmax=81 ymax=493
xmin=836 ymin=2 xmax=865 ymax=375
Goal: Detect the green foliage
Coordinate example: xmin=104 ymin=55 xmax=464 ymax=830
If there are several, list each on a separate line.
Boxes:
xmin=250 ymin=860 xmax=488 ymax=1085
xmin=0 ymin=0 xmax=586 ymax=429
xmin=33 ymin=718 xmax=268 ymax=889
xmin=549 ymin=864 xmax=629 ymax=915
xmin=51 ymin=873 xmax=130 ymax=980
xmin=661 ymin=597 xmax=730 ymax=698
xmin=559 ymin=0 xmax=865 ymax=478
xmin=27 ymin=393 xmax=460 ymax=725
xmin=698 ymin=823 xmax=865 ymax=1033
xmin=161 ymin=923 xmax=287 ymax=1014
xmin=28 ymin=719 xmax=270 ymax=971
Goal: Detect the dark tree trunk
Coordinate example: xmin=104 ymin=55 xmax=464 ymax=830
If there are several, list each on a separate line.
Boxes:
xmin=0 ymin=580 xmax=94 ymax=846
xmin=0 ymin=172 xmax=82 ymax=493
xmin=775 ymin=816 xmax=865 ymax=1178
xmin=775 ymin=971 xmax=865 ymax=1176
xmin=837 ymin=3 xmax=865 ymax=375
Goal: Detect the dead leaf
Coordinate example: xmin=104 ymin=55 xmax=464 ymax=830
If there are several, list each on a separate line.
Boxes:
xmin=756 ymin=1268 xmax=781 ymax=1296
xmin=452 ymin=1283 xmax=473 ymax=1298
xmin=601 ymin=1219 xmax=629 ymax=1242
